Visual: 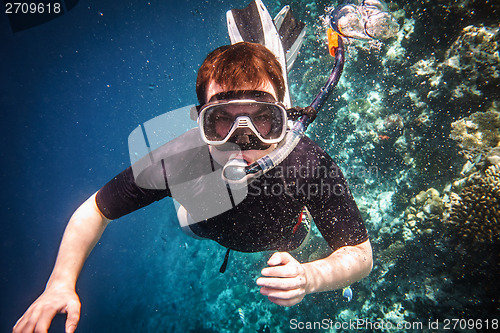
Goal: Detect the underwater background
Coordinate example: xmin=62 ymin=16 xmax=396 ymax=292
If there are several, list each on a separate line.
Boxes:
xmin=1 ymin=0 xmax=499 ymax=332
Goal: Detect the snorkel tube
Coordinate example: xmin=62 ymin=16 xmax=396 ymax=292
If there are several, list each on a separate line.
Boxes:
xmin=222 ymin=30 xmax=345 ymax=184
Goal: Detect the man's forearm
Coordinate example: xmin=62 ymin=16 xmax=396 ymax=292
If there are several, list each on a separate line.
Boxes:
xmin=303 ymin=239 xmax=372 ymax=294
xmin=46 ymin=193 xmax=110 ymax=289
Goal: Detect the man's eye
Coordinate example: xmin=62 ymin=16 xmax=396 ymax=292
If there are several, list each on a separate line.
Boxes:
xmin=216 ymin=115 xmax=232 ymax=122
xmin=254 ymin=115 xmax=270 ymax=122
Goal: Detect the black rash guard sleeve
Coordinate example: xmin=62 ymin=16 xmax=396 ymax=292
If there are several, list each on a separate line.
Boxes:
xmin=95 ymin=166 xmax=171 ymax=220
xmin=284 ymin=137 xmax=369 ymax=251
xmin=95 ymin=129 xmax=206 ymax=220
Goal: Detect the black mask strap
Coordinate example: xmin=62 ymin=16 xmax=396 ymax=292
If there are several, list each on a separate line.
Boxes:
xmin=219 ymin=248 xmax=231 ymax=273
xmin=209 ymin=90 xmax=276 ymax=103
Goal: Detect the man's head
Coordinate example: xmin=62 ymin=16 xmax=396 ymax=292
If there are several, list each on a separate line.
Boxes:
xmin=196 ymin=41 xmax=285 ymax=105
xmin=196 ymin=42 xmax=287 ymax=165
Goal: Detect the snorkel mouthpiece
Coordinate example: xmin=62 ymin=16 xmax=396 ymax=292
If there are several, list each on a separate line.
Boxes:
xmin=222 ymin=158 xmax=263 ymax=185
xmin=222 ymin=157 xmax=271 ymax=185
xmin=222 ymin=159 xmax=248 ymax=182
xmin=222 ymin=118 xmax=308 ymax=185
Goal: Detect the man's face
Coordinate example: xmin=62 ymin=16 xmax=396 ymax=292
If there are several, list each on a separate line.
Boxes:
xmin=204 ymin=80 xmax=280 ymax=166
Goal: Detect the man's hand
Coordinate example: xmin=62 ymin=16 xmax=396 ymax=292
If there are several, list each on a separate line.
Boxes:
xmin=13 ymin=286 xmax=80 ymax=333
xmin=256 ymin=252 xmax=308 ymax=306
xmin=13 ymin=193 xmax=109 ymax=333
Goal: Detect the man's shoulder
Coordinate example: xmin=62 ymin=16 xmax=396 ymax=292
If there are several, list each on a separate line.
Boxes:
xmin=281 ymin=135 xmax=340 ymax=179
xmin=289 ymin=135 xmax=332 ymax=161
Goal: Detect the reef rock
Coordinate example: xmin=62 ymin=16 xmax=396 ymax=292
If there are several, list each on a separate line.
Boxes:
xmin=411 ymin=24 xmax=500 ymax=101
xmin=450 ymin=108 xmax=500 ymax=150
xmin=442 ymin=25 xmax=500 ymax=98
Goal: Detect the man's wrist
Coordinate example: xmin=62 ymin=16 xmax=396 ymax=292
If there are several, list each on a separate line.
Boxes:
xmin=46 ymin=273 xmax=77 ymax=291
xmin=302 ymin=262 xmax=318 ymax=295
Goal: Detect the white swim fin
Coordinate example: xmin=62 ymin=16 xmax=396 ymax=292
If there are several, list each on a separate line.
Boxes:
xmin=226 ymin=0 xmax=307 ymax=108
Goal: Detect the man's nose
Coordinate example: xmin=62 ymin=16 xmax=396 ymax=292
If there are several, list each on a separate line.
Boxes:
xmin=234 ymin=128 xmax=252 ymax=144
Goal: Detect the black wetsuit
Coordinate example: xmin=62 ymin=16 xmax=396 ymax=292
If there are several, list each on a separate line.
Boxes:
xmin=96 ymin=129 xmax=368 ymax=253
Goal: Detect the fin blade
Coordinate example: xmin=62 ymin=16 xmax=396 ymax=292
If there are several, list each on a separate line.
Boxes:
xmin=273 ymin=5 xmax=290 ymax=31
xmin=226 ymin=1 xmax=264 ymax=44
xmin=276 ymin=7 xmax=307 ymax=72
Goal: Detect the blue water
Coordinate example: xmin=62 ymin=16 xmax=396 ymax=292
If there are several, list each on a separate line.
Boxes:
xmin=1 ymin=0 xmax=499 ymax=332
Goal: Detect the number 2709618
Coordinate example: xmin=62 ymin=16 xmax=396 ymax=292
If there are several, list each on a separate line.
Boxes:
xmin=5 ymin=2 xmax=62 ymax=14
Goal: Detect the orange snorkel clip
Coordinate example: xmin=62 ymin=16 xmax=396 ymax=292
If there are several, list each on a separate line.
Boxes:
xmin=327 ymin=27 xmax=341 ymax=57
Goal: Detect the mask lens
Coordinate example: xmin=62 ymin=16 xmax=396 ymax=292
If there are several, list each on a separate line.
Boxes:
xmin=203 ymin=106 xmax=235 ymax=141
xmin=200 ymin=101 xmax=286 ymax=144
xmin=250 ymin=104 xmax=284 ymax=140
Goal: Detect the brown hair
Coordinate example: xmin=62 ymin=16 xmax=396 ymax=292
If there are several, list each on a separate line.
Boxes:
xmin=196 ymin=42 xmax=285 ymax=105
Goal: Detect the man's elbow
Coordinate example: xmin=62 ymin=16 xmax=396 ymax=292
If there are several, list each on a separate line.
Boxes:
xmin=364 ymin=254 xmax=373 ymax=277
xmin=357 ymin=239 xmax=373 ymax=278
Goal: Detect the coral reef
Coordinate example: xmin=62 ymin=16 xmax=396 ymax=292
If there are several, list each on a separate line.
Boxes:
xmin=447 ymin=106 xmax=500 ymax=242
xmin=376 ymin=240 xmax=406 ymax=267
xmin=348 ymin=98 xmax=371 ymax=114
xmin=441 ymin=25 xmax=500 ymax=98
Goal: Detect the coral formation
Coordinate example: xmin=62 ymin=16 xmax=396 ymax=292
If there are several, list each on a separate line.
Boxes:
xmin=404 ymin=188 xmax=445 ymax=239
xmin=376 ymin=240 xmax=406 ymax=267
xmin=446 ymin=164 xmax=500 ymax=247
xmin=443 ymin=25 xmax=500 ymax=97
xmin=411 ymin=24 xmax=500 ymax=102
xmin=382 ymin=113 xmax=404 ymax=137
xmin=450 ymin=108 xmax=500 ymax=150
xmin=486 ymin=146 xmax=500 ymax=166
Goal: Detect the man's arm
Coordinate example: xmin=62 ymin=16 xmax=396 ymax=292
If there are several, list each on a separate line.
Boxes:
xmin=303 ymin=239 xmax=372 ymax=293
xmin=13 ymin=192 xmax=110 ymax=333
xmin=257 ymin=239 xmax=373 ymax=306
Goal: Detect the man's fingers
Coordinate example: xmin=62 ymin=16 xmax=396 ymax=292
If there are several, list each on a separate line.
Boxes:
xmin=18 ymin=306 xmax=42 ymax=333
xmin=267 ymin=252 xmax=292 ymax=266
xmin=65 ymin=300 xmax=81 ymax=333
xmin=261 ymin=262 xmax=302 ymax=278
xmin=257 ymin=276 xmax=305 ymax=290
xmin=260 ymin=286 xmax=303 ymax=300
xmin=259 ymin=252 xmax=307 ymax=307
xmin=12 ymin=293 xmax=81 ymax=333
xmin=267 ymin=295 xmax=302 ymax=307
xmin=33 ymin=307 xmax=59 ymax=333
xmin=13 ymin=311 xmax=28 ymax=332
xmin=13 ymin=304 xmax=54 ymax=333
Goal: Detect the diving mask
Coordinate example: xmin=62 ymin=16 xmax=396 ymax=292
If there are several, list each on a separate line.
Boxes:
xmin=198 ymin=99 xmax=288 ymax=146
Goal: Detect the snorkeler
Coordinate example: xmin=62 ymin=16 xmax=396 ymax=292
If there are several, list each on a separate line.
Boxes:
xmin=13 ymin=1 xmax=375 ymax=332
